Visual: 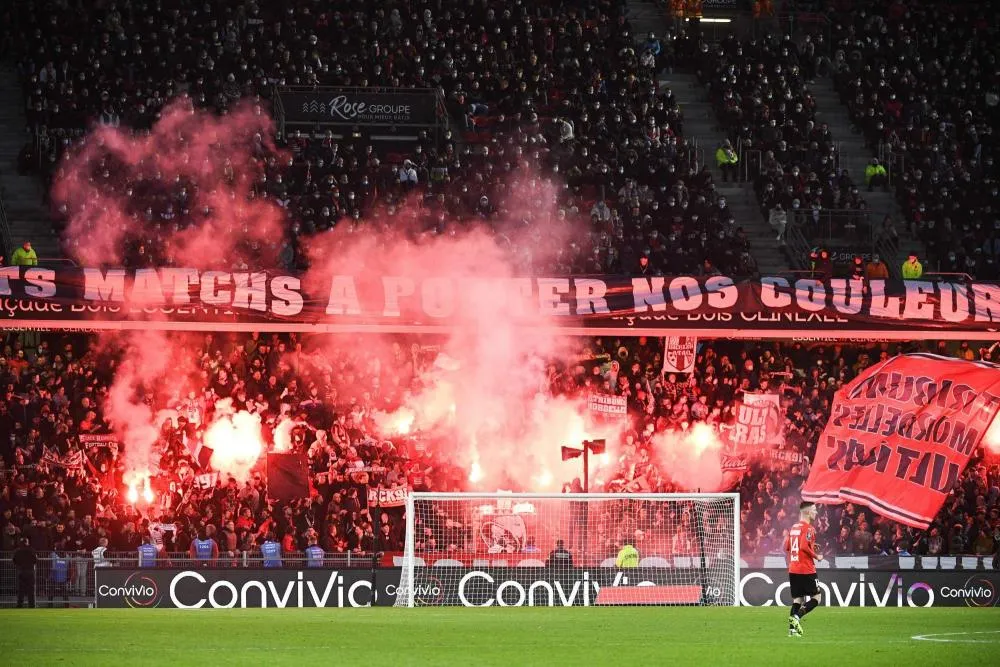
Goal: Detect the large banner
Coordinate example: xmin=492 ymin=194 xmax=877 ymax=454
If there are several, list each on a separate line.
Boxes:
xmin=803 ymin=354 xmax=1000 ymax=528
xmin=588 ymin=394 xmax=628 ymax=417
xmin=278 ymin=88 xmax=440 ymax=126
xmin=720 ymin=393 xmax=783 ymax=471
xmin=2 ymin=268 xmax=1000 ymax=336
xmin=367 ymin=486 xmax=408 ymax=508
xmin=662 ymin=336 xmax=697 ymax=374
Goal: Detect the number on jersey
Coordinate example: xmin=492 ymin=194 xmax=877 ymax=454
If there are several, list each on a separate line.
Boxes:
xmin=790 ymin=536 xmax=800 ymax=562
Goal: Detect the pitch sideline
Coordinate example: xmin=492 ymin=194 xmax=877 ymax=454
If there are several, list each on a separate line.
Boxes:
xmin=911 ymin=630 xmax=1000 ymax=643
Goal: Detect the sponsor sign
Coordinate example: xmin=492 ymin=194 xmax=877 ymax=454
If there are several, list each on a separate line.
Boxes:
xmin=739 ymin=570 xmax=1000 ymax=608
xmin=95 ymin=569 xmax=400 ymax=608
xmin=2 ymin=268 xmax=1000 ymax=337
xmin=803 ymin=354 xmax=1000 ymax=528
xmin=95 ymin=567 xmax=999 ymax=608
xmin=662 ymin=336 xmax=697 ymax=374
xmin=278 ymin=88 xmax=440 ymax=127
xmin=432 ymin=567 xmax=733 ymax=607
xmin=588 ymin=394 xmax=628 ymax=416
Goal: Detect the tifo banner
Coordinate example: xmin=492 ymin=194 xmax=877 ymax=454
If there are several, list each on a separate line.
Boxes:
xmin=662 ymin=336 xmax=697 ymax=374
xmin=79 ymin=433 xmax=119 ymax=445
xmin=2 ymin=268 xmax=1000 ymax=336
xmin=193 ymin=472 xmax=219 ymax=490
xmin=767 ymin=448 xmax=805 ymax=467
xmin=278 ymin=88 xmax=440 ymax=126
xmin=803 ymin=354 xmax=1000 ymax=528
xmin=95 ymin=568 xmax=399 ymax=608
xmin=739 ymin=570 xmax=1000 ymax=608
xmin=367 ymin=486 xmax=408 ymax=508
xmin=721 ymin=393 xmax=783 ymax=471
xmin=588 ymin=394 xmax=628 ymax=416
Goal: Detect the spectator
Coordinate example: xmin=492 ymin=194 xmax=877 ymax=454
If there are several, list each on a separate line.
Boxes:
xmin=769 ymin=204 xmax=788 ymax=243
xmin=10 ymin=241 xmax=38 ymax=266
xmin=865 ymin=255 xmax=890 ymax=280
xmin=901 ymin=253 xmax=924 ymax=279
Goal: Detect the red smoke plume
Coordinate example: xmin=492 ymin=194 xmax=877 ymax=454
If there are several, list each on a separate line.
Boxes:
xmin=59 ymin=98 xmax=731 ymax=495
xmin=53 ymin=98 xmax=286 ymax=270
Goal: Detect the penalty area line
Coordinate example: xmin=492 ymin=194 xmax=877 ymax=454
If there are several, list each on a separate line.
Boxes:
xmin=912 ymin=630 xmax=1000 ymax=643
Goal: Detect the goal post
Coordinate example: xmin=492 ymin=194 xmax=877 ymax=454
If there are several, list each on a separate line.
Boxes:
xmin=394 ymin=492 xmax=740 ymax=607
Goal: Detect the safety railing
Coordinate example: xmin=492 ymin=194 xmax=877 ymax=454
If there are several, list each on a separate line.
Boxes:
xmin=0 ymin=551 xmax=383 ymax=607
xmin=788 ymin=207 xmax=874 ymax=248
xmin=877 ymin=142 xmax=906 ymax=186
xmin=783 ymin=219 xmax=813 ymax=272
xmin=738 ymin=148 xmax=761 ymax=183
xmin=0 ymin=189 xmax=12 ymax=262
xmin=922 ymin=272 xmax=974 ymax=283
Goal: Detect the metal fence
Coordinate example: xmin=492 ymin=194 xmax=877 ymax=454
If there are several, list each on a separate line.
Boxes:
xmin=0 ymin=189 xmax=11 ymax=262
xmin=788 ymin=208 xmax=874 ymax=248
xmin=877 ymin=142 xmax=906 ymax=186
xmin=0 ymin=551 xmax=380 ymax=608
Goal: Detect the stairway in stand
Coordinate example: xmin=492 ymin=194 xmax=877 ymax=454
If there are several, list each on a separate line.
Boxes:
xmin=668 ymin=72 xmax=790 ymax=275
xmin=0 ymin=65 xmax=61 ymax=261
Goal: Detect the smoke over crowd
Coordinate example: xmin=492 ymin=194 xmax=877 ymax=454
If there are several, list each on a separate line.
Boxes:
xmin=48 ymin=100 xmax=998 ymax=502
xmin=48 ymin=99 xmax=730 ymax=495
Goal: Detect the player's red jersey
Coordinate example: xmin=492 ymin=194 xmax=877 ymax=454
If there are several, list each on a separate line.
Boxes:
xmin=784 ymin=520 xmax=818 ymax=574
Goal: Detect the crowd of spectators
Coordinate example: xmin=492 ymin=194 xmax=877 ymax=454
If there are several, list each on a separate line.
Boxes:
xmin=11 ymin=0 xmax=758 ymax=277
xmin=830 ymin=0 xmax=1000 ymax=280
xmin=698 ymin=30 xmax=870 ymax=247
xmin=1 ymin=331 xmax=998 ymax=569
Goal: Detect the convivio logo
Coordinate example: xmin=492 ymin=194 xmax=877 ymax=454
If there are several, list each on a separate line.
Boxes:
xmin=940 ymin=576 xmax=997 ymax=608
xmin=97 ymin=571 xmax=161 ymax=608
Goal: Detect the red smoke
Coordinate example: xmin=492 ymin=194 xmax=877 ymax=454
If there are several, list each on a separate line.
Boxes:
xmin=204 ymin=399 xmax=265 ymax=483
xmin=649 ymin=423 xmax=727 ymax=492
xmin=53 ymin=98 xmax=286 ymax=270
xmin=57 ymin=97 xmax=733 ymax=495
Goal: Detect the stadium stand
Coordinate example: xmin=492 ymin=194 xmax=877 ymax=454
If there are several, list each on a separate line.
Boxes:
xmin=1 ymin=1 xmax=998 ymax=584
xmin=829 ymin=0 xmax=1000 ymax=280
xmin=1 ymin=333 xmax=997 ymax=568
xmin=11 ymin=0 xmax=754 ymax=276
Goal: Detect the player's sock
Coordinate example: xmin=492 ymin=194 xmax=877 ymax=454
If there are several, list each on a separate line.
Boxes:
xmin=798 ymin=599 xmax=819 ymax=618
xmin=790 ymin=602 xmax=802 ymax=619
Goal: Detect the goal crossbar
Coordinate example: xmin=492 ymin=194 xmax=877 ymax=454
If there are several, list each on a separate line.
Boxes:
xmin=397 ymin=492 xmax=740 ymax=608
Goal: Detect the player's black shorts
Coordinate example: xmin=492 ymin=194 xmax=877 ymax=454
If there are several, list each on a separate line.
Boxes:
xmin=789 ymin=573 xmax=819 ymax=598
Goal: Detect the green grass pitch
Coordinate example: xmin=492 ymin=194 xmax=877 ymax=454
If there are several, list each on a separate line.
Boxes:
xmin=2 ymin=607 xmax=998 ymax=666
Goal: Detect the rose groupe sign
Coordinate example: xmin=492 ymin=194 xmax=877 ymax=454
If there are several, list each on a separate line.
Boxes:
xmin=274 ymin=86 xmax=443 ymax=128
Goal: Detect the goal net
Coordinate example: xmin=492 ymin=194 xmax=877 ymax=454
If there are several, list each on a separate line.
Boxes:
xmin=394 ymin=492 xmax=739 ymax=607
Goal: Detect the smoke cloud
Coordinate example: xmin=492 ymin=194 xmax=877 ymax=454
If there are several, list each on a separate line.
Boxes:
xmin=57 ymin=96 xmax=732 ymax=496
xmin=204 ymin=399 xmax=265 ymax=483
xmin=53 ymin=98 xmax=285 ymax=270
xmin=649 ymin=423 xmax=727 ymax=493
